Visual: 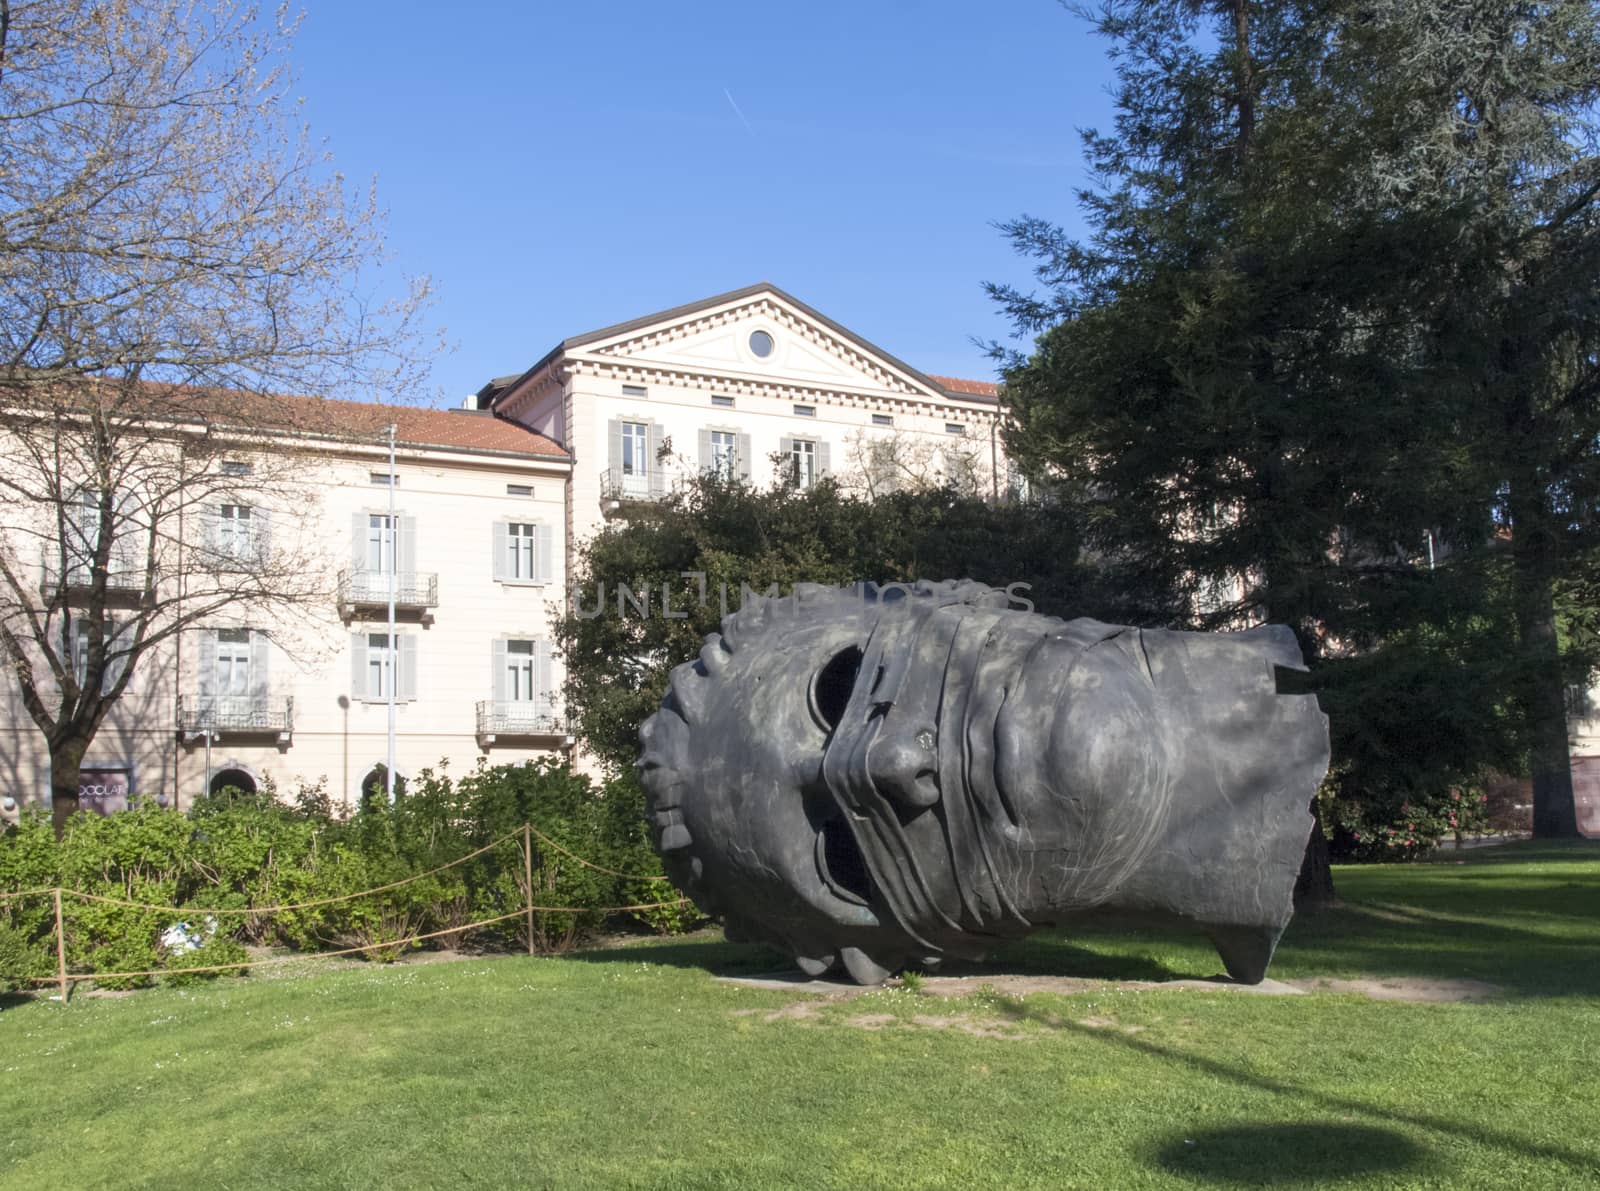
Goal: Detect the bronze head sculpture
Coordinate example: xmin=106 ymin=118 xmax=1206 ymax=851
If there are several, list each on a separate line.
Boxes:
xmin=639 ymin=581 xmax=1329 ymax=984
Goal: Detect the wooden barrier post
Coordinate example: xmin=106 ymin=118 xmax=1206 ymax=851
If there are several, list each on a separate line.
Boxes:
xmin=53 ymin=888 xmax=67 ymax=1002
xmin=523 ymin=824 xmax=535 ymax=956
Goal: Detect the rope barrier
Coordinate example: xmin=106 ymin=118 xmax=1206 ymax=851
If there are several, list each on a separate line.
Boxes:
xmin=23 ymin=896 xmax=692 ymax=987
xmin=3 ymin=820 xmax=696 ymax=997
xmin=526 ymin=824 xmax=674 ymax=882
xmin=0 ymin=886 xmax=57 ymax=904
xmin=55 ymin=832 xmax=517 ymax=915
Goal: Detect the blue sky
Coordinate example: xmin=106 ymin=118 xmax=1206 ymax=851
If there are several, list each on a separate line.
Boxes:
xmin=290 ymin=2 xmax=1119 ymax=405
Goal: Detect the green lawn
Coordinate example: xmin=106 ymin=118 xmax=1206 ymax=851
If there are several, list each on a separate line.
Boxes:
xmin=3 ymin=841 xmax=1598 ymax=1189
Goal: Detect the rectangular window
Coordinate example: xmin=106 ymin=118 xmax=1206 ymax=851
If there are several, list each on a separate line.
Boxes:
xmin=368 ymin=632 xmax=396 ymax=699
xmin=791 ymin=439 xmax=817 ymax=489
xmin=709 ymin=430 xmax=737 ymax=480
xmin=366 ymin=514 xmax=396 ymax=574
xmin=370 ymin=471 xmax=398 ymax=487
xmin=221 ymin=460 xmax=251 ymax=476
xmin=507 ymin=522 xmax=538 ymax=580
xmin=872 ymin=414 xmax=893 ymax=427
xmin=619 ymin=421 xmax=650 ymax=497
xmin=69 ymin=619 xmax=131 ymax=695
xmin=622 ymin=384 xmax=648 ymax=397
xmin=506 ymin=639 xmax=537 ymax=703
xmin=711 ymin=395 xmax=735 ymax=408
xmin=793 ymin=404 xmax=816 ymax=417
xmin=216 ymin=627 xmax=252 ymax=697
xmin=218 ymin=504 xmax=253 ymax=559
xmin=945 ymin=423 xmax=966 ymax=435
xmin=505 ymin=483 xmax=533 ymax=497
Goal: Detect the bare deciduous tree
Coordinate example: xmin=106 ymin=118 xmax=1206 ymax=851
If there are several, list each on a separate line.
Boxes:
xmin=0 ymin=0 xmax=435 ymax=828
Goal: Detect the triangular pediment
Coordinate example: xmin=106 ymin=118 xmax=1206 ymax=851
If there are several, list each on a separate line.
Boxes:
xmin=566 ymin=287 xmax=943 ymax=400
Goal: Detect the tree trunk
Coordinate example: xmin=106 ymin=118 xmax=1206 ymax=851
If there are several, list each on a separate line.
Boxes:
xmin=1294 ymin=816 xmax=1336 ymax=911
xmin=1508 ymin=475 xmax=1581 ymax=839
xmin=1517 ymin=574 xmax=1580 ymax=837
xmin=48 ymin=735 xmax=87 ymax=837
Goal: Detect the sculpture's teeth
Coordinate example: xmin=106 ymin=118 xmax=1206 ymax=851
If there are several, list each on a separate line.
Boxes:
xmin=657 ymin=823 xmax=693 ymax=852
xmin=840 ymin=946 xmax=897 ymax=986
xmin=793 ymin=953 xmax=836 ymax=978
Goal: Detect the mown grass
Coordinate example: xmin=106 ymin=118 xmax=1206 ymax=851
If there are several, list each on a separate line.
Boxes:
xmin=2 ymin=841 xmax=1597 ymax=1189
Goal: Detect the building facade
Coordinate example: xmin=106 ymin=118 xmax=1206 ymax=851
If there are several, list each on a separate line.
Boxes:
xmin=2 ymin=284 xmax=1005 ymax=811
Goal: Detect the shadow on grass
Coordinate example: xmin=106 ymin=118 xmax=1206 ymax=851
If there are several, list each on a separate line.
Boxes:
xmin=1151 ymin=1122 xmax=1438 ymax=1185
xmin=571 ymin=842 xmax=1600 ymax=995
xmin=981 ymin=996 xmax=1600 ymax=1180
xmin=568 ymin=931 xmax=1188 ymax=983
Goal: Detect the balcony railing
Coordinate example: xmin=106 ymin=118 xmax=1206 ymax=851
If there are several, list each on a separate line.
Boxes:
xmin=177 ymin=695 xmax=294 ymax=742
xmin=475 ymin=700 xmax=564 ymax=744
xmin=40 ymin=549 xmax=149 ymax=599
xmin=337 ymin=569 xmax=439 ymax=617
xmin=599 ymin=467 xmax=682 ymax=517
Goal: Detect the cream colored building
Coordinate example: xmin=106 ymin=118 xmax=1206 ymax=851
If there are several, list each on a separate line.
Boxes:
xmin=476 ymin=283 xmax=1008 ymax=567
xmin=1 ymin=398 xmax=573 ymax=811
xmin=3 ymin=283 xmax=1007 ymax=812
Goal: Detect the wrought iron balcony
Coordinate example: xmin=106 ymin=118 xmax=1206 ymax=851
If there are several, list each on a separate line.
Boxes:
xmin=598 ymin=467 xmax=672 ymax=517
xmin=40 ymin=548 xmax=149 ymax=600
xmin=475 ymin=700 xmax=565 ymax=744
xmin=177 ymin=695 xmax=294 ymax=743
xmin=337 ymin=569 xmax=438 ymax=618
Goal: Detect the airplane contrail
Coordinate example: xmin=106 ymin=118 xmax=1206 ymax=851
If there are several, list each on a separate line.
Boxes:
xmin=723 ymin=87 xmax=755 ymax=136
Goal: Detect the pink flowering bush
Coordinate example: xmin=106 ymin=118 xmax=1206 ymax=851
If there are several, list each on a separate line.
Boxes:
xmin=1322 ymin=776 xmax=1492 ymax=862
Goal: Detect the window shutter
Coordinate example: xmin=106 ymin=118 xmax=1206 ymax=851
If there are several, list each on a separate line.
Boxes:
xmin=351 ymin=513 xmax=366 ymax=570
xmin=253 ymin=507 xmax=271 ymax=565
xmin=399 ymin=514 xmax=418 ymax=575
xmin=250 ymin=631 xmax=270 ymax=700
xmin=103 ymin=620 xmax=129 ymax=695
xmin=698 ymin=428 xmax=713 ymax=473
xmin=607 ymin=418 xmax=622 ymax=484
xmin=779 ymin=436 xmax=795 ymax=483
xmin=492 ymin=521 xmax=508 ymax=581
xmin=198 ymin=630 xmax=218 ymax=704
xmin=536 ymin=524 xmax=554 ymax=584
xmin=350 ymin=632 xmax=367 ymax=700
xmin=818 ymin=441 xmax=832 ymax=477
xmin=492 ymin=639 xmax=508 ymax=704
xmin=648 ymin=423 xmax=666 ymax=497
xmin=536 ymin=639 xmax=553 ymax=719
xmin=65 ymin=618 xmax=84 ymax=691
xmin=202 ymin=505 xmax=221 ymax=557
xmin=738 ymin=433 xmax=752 ymax=481
xmin=399 ymin=634 xmax=418 ymax=701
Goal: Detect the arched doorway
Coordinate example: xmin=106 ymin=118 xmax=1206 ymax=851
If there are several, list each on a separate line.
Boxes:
xmin=358 ymin=764 xmax=407 ymax=809
xmin=209 ymin=767 xmax=258 ymax=797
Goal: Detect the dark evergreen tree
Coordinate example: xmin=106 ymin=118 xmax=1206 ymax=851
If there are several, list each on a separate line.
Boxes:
xmin=992 ymin=1 xmax=1600 ymax=846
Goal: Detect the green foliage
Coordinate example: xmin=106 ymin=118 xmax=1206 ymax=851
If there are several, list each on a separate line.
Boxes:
xmin=556 ymin=472 xmax=1099 ymax=770
xmin=992 ymin=0 xmax=1600 ymax=833
xmin=1321 ymin=776 xmax=1493 ymax=862
xmin=0 ymin=762 xmax=697 ymax=991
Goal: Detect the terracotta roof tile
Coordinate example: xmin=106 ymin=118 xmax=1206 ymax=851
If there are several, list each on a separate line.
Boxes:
xmin=928 ymin=374 xmax=1001 ymax=399
xmin=167 ymin=388 xmax=570 ymax=460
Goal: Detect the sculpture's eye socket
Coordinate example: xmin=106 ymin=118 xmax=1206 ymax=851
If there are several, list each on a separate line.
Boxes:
xmin=809 ymin=645 xmax=863 ymax=731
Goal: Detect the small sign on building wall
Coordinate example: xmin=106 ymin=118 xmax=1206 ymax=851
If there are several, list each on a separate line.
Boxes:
xmin=78 ymin=767 xmax=130 ymax=815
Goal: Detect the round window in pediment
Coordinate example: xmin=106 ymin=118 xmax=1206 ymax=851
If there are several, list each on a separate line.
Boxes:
xmin=748 ymin=329 xmax=774 ymax=359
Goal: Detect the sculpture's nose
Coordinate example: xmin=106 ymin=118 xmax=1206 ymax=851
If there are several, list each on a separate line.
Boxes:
xmin=867 ymin=723 xmax=941 ymax=810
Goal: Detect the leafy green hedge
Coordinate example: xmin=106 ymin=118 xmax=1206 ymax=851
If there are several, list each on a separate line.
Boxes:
xmin=0 ymin=762 xmax=701 ymax=992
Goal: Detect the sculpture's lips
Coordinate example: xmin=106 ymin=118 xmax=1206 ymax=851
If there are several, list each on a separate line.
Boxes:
xmin=815 ymin=814 xmax=874 ymax=906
